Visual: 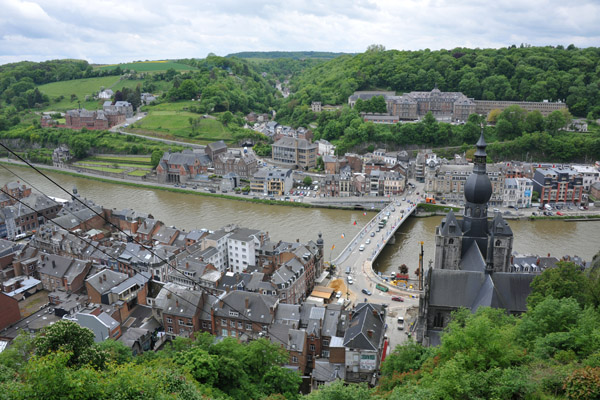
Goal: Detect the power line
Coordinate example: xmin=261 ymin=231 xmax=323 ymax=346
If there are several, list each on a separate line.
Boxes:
xmin=0 ymin=153 xmax=306 ymax=346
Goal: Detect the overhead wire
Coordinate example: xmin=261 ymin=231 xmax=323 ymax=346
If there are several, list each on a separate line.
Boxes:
xmin=0 ymin=151 xmax=315 ymax=345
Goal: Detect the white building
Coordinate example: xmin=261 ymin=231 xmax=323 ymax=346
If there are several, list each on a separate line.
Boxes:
xmin=316 ymin=139 xmax=335 ymax=156
xmin=227 ymin=228 xmax=264 ymax=274
xmin=201 ymin=229 xmax=233 ymax=272
xmin=503 ymin=178 xmax=533 ymax=208
xmin=571 ymin=165 xmax=600 ymax=192
xmin=98 ymin=89 xmax=114 ymax=100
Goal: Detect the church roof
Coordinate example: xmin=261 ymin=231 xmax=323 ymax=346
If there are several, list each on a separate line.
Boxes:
xmin=489 ymin=213 xmax=513 ymax=236
xmin=459 ymin=241 xmax=487 ymax=272
xmin=428 ymin=269 xmax=535 ymax=313
xmin=440 ymin=210 xmax=463 ymax=237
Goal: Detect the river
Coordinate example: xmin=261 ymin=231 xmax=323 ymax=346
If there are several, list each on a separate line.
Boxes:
xmin=1 ymin=164 xmax=599 ymax=272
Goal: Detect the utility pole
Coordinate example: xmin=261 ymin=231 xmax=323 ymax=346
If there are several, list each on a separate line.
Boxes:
xmin=418 ymin=241 xmax=424 ymax=291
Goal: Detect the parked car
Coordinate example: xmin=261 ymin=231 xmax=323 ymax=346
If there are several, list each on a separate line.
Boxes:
xmin=397 ymin=316 xmax=405 ymax=330
xmin=347 ymin=276 xmax=353 ymax=284
xmin=366 ymin=239 xmax=371 ymax=244
xmin=362 ymin=288 xmax=372 ymax=296
xmin=336 ymin=291 xmax=342 ymax=298
xmin=359 ymin=245 xmax=365 ymax=251
xmin=391 ymin=296 xmax=404 ymax=302
xmin=557 ymin=211 xmax=563 ymax=216
xmin=370 ymin=232 xmax=375 ymax=237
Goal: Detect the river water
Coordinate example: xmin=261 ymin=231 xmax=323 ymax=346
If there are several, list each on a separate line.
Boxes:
xmin=1 ymin=164 xmax=599 ymax=272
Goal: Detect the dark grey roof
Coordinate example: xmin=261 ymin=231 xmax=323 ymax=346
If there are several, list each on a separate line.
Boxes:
xmin=156 ymin=283 xmax=203 ymax=318
xmin=322 ymin=307 xmax=341 ymax=337
xmin=213 ymin=291 xmax=278 ymax=324
xmin=489 ymin=213 xmax=513 ymax=237
xmin=86 ymin=269 xmax=129 ymax=294
xmin=490 ymin=273 xmax=536 ymax=312
xmin=38 ymin=253 xmax=74 ymax=279
xmin=313 ymin=360 xmax=345 ymax=382
xmin=459 ymin=241 xmax=487 ymax=272
xmin=274 ymin=303 xmax=301 ymax=326
xmin=343 ymin=303 xmax=385 ymax=351
xmin=440 ymin=210 xmax=463 ymax=237
xmin=110 ymin=271 xmax=151 ymax=295
xmin=269 ymin=323 xmax=306 ymax=352
xmin=207 ymin=140 xmax=227 ymax=152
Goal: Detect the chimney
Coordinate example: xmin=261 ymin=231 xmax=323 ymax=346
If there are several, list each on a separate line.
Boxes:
xmin=103 ymin=273 xmax=106 ymax=280
xmin=367 ymin=329 xmax=373 ymax=337
xmin=52 ymin=260 xmax=56 ymax=269
xmin=176 ymin=300 xmax=179 ymax=307
xmin=219 ymin=299 xmax=224 ymax=308
xmin=245 ymin=297 xmax=249 ymax=309
xmin=98 ymin=275 xmax=102 ymax=283
xmin=167 ymin=293 xmax=172 ymax=299
xmin=186 ymin=262 xmax=189 ymax=269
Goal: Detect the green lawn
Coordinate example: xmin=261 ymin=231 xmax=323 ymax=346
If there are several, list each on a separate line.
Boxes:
xmin=132 ymin=111 xmax=233 ymax=143
xmin=141 ymin=100 xmax=197 ymax=112
xmin=82 ymin=166 xmax=126 ymax=173
xmin=37 ymin=76 xmax=141 ymax=112
xmin=127 ymin=170 xmax=150 ymax=176
xmin=86 ymin=155 xmax=152 ymax=165
xmin=75 ymin=161 xmax=152 ymax=169
xmin=96 ymin=61 xmax=194 ymax=72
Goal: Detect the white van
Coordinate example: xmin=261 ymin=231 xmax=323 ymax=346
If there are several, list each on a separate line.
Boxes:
xmin=359 ymin=245 xmax=365 ymax=251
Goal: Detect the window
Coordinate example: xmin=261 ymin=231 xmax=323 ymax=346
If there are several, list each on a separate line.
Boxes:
xmin=179 ymin=319 xmax=184 ymax=325
xmin=238 ymin=321 xmax=243 ymax=329
xmin=230 ymin=321 xmax=236 ymax=328
xmin=221 ymin=319 xmax=227 ymax=325
xmin=246 ymin=323 xmax=252 ymax=330
xmin=291 ymin=356 xmax=298 ymax=363
xmin=222 ymin=329 xmax=228 ymax=337
xmin=309 ymin=344 xmax=315 ymax=351
xmin=323 ymin=339 xmax=330 ymax=347
xmin=166 ymin=317 xmax=173 ymax=324
xmin=202 ymin=322 xmax=208 ymax=329
xmin=322 ymin=350 xmax=330 ymax=358
xmin=167 ymin=326 xmax=173 ymax=333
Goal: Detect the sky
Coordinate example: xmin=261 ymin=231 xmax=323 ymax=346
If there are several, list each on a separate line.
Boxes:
xmin=1 ymin=0 xmax=599 ymax=65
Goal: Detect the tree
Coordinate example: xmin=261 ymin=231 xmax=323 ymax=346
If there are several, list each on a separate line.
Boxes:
xmin=150 ymin=149 xmax=163 ymax=168
xmin=68 ymin=136 xmax=90 ymax=159
xmin=303 ymin=176 xmax=313 ymax=186
xmin=380 ymin=340 xmax=431 ymax=377
xmin=307 ymin=379 xmax=371 ymax=400
xmin=545 ymin=110 xmax=567 ymax=135
xmin=97 ymin=339 xmax=132 ymax=364
xmin=316 ymin=156 xmax=324 ymax=171
xmin=487 ymin=108 xmax=502 ymax=124
xmin=34 ymin=320 xmax=106 ymax=369
xmin=219 ymin=111 xmax=234 ymax=126
xmin=527 ymin=261 xmax=590 ymax=309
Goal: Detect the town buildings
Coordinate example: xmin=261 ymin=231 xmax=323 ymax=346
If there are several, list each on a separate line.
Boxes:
xmin=271 ymin=137 xmax=318 ymax=169
xmin=532 ymin=167 xmax=584 ymax=205
xmin=348 ymin=88 xmax=567 ymax=122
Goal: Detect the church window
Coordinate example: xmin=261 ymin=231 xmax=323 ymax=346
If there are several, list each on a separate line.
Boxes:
xmin=448 ymin=238 xmax=454 ymax=245
xmin=434 ymin=312 xmax=444 ymax=328
xmin=495 ymin=240 xmax=501 ymax=246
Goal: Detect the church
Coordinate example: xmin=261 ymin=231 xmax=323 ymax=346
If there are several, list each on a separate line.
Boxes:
xmin=417 ymin=132 xmax=538 ymax=346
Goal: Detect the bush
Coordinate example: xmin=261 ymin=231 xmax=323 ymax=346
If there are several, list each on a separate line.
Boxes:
xmin=564 ymin=367 xmax=600 ymax=400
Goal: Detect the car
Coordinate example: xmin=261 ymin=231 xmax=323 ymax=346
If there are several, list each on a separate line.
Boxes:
xmin=416 ymin=192 xmax=420 ymax=195
xmin=580 ymin=206 xmax=585 ymax=210
xmin=376 ymin=227 xmax=380 ymax=232
xmin=359 ymin=245 xmax=365 ymax=251
xmin=402 ymin=197 xmax=406 ymax=201
xmin=370 ymin=232 xmax=375 ymax=237
xmin=366 ymin=239 xmax=371 ymax=244
xmin=391 ymin=296 xmax=404 ymax=302
xmin=362 ymin=288 xmax=372 ymax=296
xmin=336 ymin=291 xmax=342 ymax=298
xmin=397 ymin=316 xmax=405 ymax=330
xmin=557 ymin=211 xmax=563 ymax=216
xmin=347 ymin=276 xmax=353 ymax=284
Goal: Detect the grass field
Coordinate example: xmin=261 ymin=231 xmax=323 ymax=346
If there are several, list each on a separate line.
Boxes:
xmin=75 ymin=161 xmax=152 ymax=169
xmin=82 ymin=166 xmax=127 ymax=173
xmin=131 ymin=111 xmax=233 ymax=143
xmin=127 ymin=170 xmax=150 ymax=176
xmin=37 ymin=76 xmax=141 ymax=112
xmin=141 ymin=100 xmax=197 ymax=112
xmin=85 ymin=155 xmax=152 ymax=165
xmin=96 ymin=61 xmax=194 ymax=72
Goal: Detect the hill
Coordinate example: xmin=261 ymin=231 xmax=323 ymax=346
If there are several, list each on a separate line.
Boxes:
xmin=96 ymin=61 xmax=195 ymax=73
xmin=283 ymin=46 xmax=600 ymax=117
xmin=226 ymin=51 xmax=353 ymax=60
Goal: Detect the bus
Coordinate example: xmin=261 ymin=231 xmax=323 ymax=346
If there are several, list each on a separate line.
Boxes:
xmin=375 ymin=284 xmax=389 ymax=292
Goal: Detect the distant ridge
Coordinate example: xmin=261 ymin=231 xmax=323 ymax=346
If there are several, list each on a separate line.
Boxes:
xmin=225 ymin=51 xmax=353 ymax=60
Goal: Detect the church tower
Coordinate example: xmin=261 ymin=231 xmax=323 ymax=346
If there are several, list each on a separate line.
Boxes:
xmin=461 ymin=131 xmax=493 ymax=252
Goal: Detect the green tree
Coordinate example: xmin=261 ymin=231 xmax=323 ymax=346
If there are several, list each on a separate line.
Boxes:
xmin=150 ymin=149 xmax=164 ymax=168
xmin=97 ymin=339 xmax=132 ymax=364
xmin=177 ymin=79 xmax=200 ymax=100
xmin=69 ymin=136 xmax=90 ymax=159
xmin=316 ymin=156 xmax=324 ymax=170
xmin=306 ymin=379 xmax=371 ymax=400
xmin=380 ymin=340 xmax=432 ymax=377
xmin=219 ymin=111 xmax=234 ymax=126
xmin=545 ymin=110 xmax=567 ymax=135
xmin=303 ymin=176 xmax=313 ymax=186
xmin=527 ymin=261 xmax=590 ymax=309
xmin=34 ymin=320 xmax=106 ymax=369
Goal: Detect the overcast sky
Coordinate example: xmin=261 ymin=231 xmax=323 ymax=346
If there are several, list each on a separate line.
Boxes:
xmin=1 ymin=0 xmax=599 ymax=65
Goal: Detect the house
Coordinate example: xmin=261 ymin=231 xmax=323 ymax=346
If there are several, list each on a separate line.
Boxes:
xmin=343 ymin=303 xmax=387 ymax=384
xmin=532 ymin=167 xmax=584 ymax=205
xmin=52 ymin=145 xmax=72 ymax=167
xmin=153 ymin=283 xmax=204 ymax=339
xmin=140 ymin=93 xmax=156 ymax=105
xmin=103 ymin=101 xmax=133 ymax=118
xmin=37 ymin=253 xmax=92 ymax=294
xmin=269 ymin=323 xmax=308 ymax=373
xmin=65 ymin=108 xmax=125 ymax=130
xmin=98 ymin=89 xmax=114 ymax=100
xmin=156 ymin=150 xmax=211 ymax=184
xmin=250 ymin=168 xmax=293 ymax=196
xmin=201 ymin=228 xmax=233 ymax=272
xmin=226 ymin=228 xmax=265 ymax=274
xmin=213 ymin=150 xmax=259 ymax=178
xmin=205 ymin=140 xmax=228 ymax=162
xmin=212 ymin=291 xmax=278 ymax=341
xmin=74 ymin=307 xmax=122 ymax=342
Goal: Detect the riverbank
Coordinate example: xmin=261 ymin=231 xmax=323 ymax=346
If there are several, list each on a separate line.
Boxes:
xmin=0 ymin=159 xmax=378 ymax=212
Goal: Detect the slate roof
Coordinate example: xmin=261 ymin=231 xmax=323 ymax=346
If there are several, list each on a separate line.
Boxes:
xmin=427 ymin=268 xmax=536 ymax=313
xmin=459 ymin=241 xmax=487 ymax=272
xmin=51 ymin=206 xmax=102 ymax=230
xmin=274 ymin=303 xmax=301 ymax=326
xmin=86 ymin=269 xmax=129 ymax=294
xmin=272 ymin=136 xmax=317 ymax=150
xmin=213 ymin=291 xmax=278 ymax=325
xmin=269 ymin=323 xmax=306 ymax=352
xmin=207 ymin=140 xmax=227 ymax=153
xmin=155 ymin=283 xmax=203 ymax=318
xmin=110 ymin=271 xmax=151 ymax=295
xmin=313 ymin=360 xmax=345 ymax=382
xmin=343 ymin=303 xmax=385 ymax=351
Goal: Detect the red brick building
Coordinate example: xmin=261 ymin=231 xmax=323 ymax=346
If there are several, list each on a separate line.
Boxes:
xmin=0 ymin=292 xmax=21 ymax=330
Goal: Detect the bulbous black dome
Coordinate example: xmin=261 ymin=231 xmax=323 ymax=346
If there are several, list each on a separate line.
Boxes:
xmin=464 ymin=173 xmax=492 ymax=204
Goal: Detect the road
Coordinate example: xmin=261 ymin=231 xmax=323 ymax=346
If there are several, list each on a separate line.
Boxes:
xmin=331 ymin=180 xmax=426 ymax=349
